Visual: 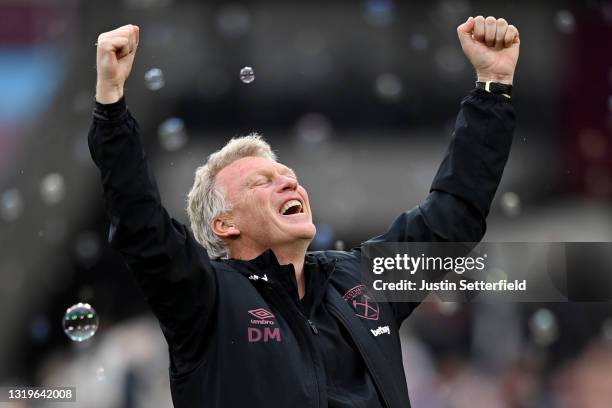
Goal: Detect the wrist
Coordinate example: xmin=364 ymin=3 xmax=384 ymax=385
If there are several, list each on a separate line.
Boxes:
xmin=476 ymin=73 xmax=513 ymax=85
xmin=95 ymin=82 xmax=124 ymax=104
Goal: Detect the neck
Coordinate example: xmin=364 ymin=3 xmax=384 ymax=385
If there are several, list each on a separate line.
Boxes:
xmin=230 ymin=239 xmax=310 ymax=298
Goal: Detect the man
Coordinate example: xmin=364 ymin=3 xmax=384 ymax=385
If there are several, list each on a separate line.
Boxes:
xmin=89 ymin=15 xmax=519 ymax=408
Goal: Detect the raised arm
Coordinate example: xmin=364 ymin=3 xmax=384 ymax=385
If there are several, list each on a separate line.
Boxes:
xmin=88 ymin=25 xmax=216 ymax=374
xmin=364 ymin=16 xmax=520 ymax=322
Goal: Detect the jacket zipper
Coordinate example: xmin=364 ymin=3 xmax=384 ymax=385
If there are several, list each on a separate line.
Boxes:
xmin=264 ymin=284 xmax=321 ymax=408
xmin=294 ymin=306 xmax=319 ymax=335
xmin=326 ymin=302 xmax=393 ymax=408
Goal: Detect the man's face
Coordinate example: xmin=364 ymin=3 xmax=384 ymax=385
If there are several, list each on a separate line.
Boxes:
xmin=215 ymin=156 xmax=316 ymax=253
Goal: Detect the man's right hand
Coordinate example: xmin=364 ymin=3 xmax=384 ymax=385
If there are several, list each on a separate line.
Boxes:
xmin=95 ymin=24 xmax=140 ymax=104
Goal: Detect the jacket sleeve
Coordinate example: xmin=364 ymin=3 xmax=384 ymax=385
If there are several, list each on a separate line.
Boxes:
xmin=88 ymin=98 xmax=216 ymax=374
xmin=363 ymin=89 xmax=515 ymax=324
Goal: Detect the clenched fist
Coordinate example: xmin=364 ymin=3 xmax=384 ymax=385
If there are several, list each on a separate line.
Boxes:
xmin=457 ymin=16 xmax=520 ymax=85
xmin=95 ymin=24 xmax=140 ymax=104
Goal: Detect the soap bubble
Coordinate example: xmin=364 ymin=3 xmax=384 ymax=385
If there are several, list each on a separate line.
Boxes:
xmin=374 ymin=73 xmax=402 ymax=102
xmin=144 ymin=68 xmax=165 ymax=91
xmin=435 ymin=46 xmax=467 ymax=75
xmin=334 ymin=240 xmax=345 ymax=251
xmin=500 ymin=192 xmax=521 ymax=217
xmin=158 ymin=117 xmax=188 ymax=151
xmin=529 ymin=308 xmax=559 ymax=347
xmin=40 ymin=173 xmax=65 ymax=205
xmin=436 ymin=301 xmax=459 ymax=316
xmin=74 ymin=231 xmax=102 ymax=267
xmin=295 ymin=113 xmax=332 ymax=144
xmin=555 ymin=10 xmax=575 ymax=34
xmin=1 ymin=189 xmax=24 ymax=221
xmin=239 ymin=66 xmax=255 ymax=83
xmin=62 ymin=303 xmax=99 ymax=342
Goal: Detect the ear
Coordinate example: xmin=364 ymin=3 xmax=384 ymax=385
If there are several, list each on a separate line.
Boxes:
xmin=212 ymin=216 xmax=241 ymax=239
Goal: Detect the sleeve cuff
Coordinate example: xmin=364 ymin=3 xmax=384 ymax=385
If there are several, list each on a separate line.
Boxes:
xmin=93 ymin=97 xmax=128 ymax=121
xmin=470 ymin=88 xmax=513 ymax=103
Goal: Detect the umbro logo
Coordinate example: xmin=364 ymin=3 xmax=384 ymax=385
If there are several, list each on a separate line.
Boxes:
xmin=247 ymin=308 xmax=281 ymax=343
xmin=248 ymin=308 xmax=275 ymax=320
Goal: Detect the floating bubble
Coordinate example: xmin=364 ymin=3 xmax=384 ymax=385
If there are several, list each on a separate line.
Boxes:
xmin=487 ymin=267 xmax=508 ymax=283
xmin=436 ymin=301 xmax=459 ymax=316
xmin=144 ymin=68 xmax=165 ymax=91
xmin=216 ymin=4 xmax=251 ymax=38
xmin=40 ymin=173 xmax=65 ymax=205
xmin=529 ymin=308 xmax=559 ymax=347
xmin=295 ymin=113 xmax=332 ymax=144
xmin=500 ymin=191 xmax=521 ymax=217
xmin=158 ymin=117 xmax=188 ymax=151
xmin=62 ymin=303 xmax=99 ymax=342
xmin=0 ymin=189 xmax=24 ymax=221
xmin=363 ymin=0 xmax=395 ymax=27
xmin=435 ymin=46 xmax=467 ymax=75
xmin=96 ymin=367 xmax=106 ymax=381
xmin=74 ymin=231 xmax=102 ymax=267
xmin=556 ymin=10 xmax=575 ymax=34
xmin=239 ymin=66 xmax=255 ymax=83
xmin=374 ymin=73 xmax=402 ymax=102
xmin=334 ymin=240 xmax=345 ymax=251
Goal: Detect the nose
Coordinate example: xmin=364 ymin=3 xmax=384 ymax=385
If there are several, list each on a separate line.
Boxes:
xmin=277 ymin=175 xmax=298 ymax=192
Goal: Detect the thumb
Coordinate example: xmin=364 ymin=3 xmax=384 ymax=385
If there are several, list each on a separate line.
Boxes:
xmin=457 ymin=16 xmax=475 ymax=46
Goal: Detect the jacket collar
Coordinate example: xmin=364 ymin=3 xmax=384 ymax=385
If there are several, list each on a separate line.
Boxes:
xmin=227 ymin=249 xmax=336 ymax=279
xmin=227 ymin=249 xmax=336 ymax=309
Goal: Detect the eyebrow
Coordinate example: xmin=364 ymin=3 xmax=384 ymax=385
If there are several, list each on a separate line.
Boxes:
xmin=244 ymin=165 xmax=297 ymax=186
xmin=279 ymin=165 xmax=297 ymax=178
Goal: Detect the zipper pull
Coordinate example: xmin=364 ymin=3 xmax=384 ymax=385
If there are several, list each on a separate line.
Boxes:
xmin=307 ymin=319 xmax=319 ymax=335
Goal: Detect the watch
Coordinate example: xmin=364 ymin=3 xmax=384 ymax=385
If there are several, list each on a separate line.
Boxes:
xmin=475 ymin=81 xmax=513 ymax=98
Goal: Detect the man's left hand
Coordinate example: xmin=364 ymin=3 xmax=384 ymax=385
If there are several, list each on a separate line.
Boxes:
xmin=457 ymin=16 xmax=520 ymax=85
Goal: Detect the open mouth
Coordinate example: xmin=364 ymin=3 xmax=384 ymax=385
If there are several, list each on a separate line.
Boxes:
xmin=280 ymin=199 xmax=304 ymax=215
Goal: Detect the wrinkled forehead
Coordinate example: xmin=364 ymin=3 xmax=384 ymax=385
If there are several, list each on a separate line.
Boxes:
xmin=215 ymin=156 xmax=294 ymax=189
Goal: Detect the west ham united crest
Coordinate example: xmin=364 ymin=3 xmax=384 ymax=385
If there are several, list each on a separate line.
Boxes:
xmin=342 ymin=284 xmax=379 ymax=321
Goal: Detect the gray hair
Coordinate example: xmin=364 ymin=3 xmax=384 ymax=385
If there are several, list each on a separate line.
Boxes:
xmin=186 ymin=133 xmax=277 ymax=259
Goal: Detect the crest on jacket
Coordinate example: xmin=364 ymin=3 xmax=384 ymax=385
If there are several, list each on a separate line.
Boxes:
xmin=342 ymin=284 xmax=379 ymax=321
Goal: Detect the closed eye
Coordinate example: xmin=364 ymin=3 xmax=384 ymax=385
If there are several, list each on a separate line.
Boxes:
xmin=251 ymin=176 xmax=271 ymax=187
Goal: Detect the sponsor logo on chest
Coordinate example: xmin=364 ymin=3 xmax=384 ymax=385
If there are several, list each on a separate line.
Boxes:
xmin=247 ymin=308 xmax=282 ymax=343
xmin=370 ymin=325 xmax=391 ymax=336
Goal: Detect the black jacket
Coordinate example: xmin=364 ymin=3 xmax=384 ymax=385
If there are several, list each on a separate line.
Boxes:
xmin=88 ymin=89 xmax=515 ymax=408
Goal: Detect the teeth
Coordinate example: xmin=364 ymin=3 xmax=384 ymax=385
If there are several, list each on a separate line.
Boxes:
xmin=281 ymin=199 xmax=302 ymax=215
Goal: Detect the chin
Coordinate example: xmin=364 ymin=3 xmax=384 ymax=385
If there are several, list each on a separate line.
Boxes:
xmin=289 ymin=222 xmax=317 ymax=240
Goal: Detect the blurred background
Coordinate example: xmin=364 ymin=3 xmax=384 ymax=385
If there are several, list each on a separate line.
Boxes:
xmin=1 ymin=0 xmax=611 ymax=407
